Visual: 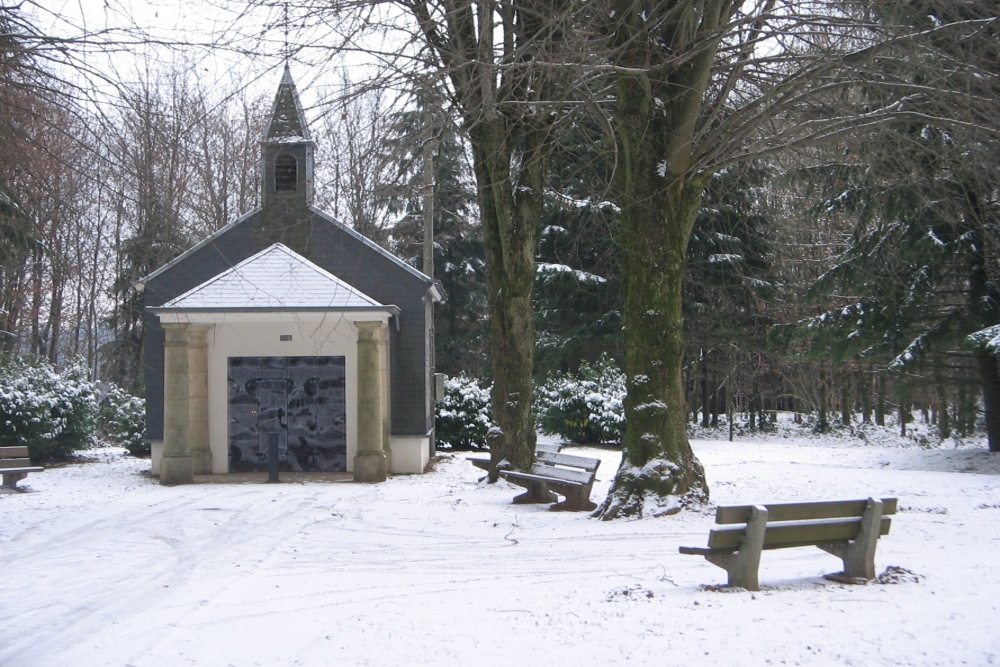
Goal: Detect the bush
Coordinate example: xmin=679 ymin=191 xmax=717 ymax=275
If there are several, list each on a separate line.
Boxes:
xmin=536 ymin=356 xmax=625 ymax=444
xmin=435 ymin=374 xmax=492 ymax=449
xmin=0 ymin=357 xmax=98 ymax=460
xmin=99 ymin=385 xmax=148 ymax=456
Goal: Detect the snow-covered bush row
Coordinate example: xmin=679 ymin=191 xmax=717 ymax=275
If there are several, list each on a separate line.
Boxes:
xmin=535 ymin=356 xmax=625 ymax=445
xmin=435 ymin=359 xmax=626 ymax=449
xmin=98 ymin=385 xmax=148 ymax=456
xmin=0 ymin=357 xmax=98 ymax=459
xmin=435 ymin=374 xmax=493 ymax=449
xmin=0 ymin=357 xmax=147 ymax=459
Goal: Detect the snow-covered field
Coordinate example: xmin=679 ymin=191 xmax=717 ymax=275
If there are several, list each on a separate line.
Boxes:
xmin=2 ymin=427 xmax=999 ymax=666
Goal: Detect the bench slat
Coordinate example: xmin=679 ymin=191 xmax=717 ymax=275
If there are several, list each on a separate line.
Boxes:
xmin=705 ymin=516 xmax=892 ymax=551
xmin=502 ymin=466 xmax=592 ymax=487
xmin=1 ymin=466 xmax=44 ymax=474
xmin=535 ymin=451 xmax=601 ymax=472
xmin=0 ymin=445 xmax=30 ymax=458
xmin=529 ymin=464 xmax=593 ymax=485
xmin=1 ymin=458 xmax=36 ymax=470
xmin=715 ymin=497 xmax=897 ymax=524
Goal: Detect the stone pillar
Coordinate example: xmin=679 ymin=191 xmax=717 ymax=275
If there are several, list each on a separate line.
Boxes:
xmin=188 ymin=325 xmax=212 ymax=474
xmin=354 ymin=321 xmax=388 ymax=483
xmin=160 ymin=322 xmax=193 ymax=485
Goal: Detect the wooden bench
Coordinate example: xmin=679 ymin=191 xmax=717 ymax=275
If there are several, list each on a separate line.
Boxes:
xmin=1 ymin=445 xmax=44 ymax=489
xmin=679 ymin=497 xmax=897 ymax=591
xmin=498 ymin=450 xmax=601 ymax=511
xmin=467 ymin=442 xmax=563 ymax=472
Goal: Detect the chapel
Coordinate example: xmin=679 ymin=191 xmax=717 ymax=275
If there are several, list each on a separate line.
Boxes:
xmin=140 ymin=67 xmax=442 ymax=484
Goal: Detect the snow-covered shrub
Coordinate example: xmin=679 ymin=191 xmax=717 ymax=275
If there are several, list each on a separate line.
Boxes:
xmin=536 ymin=356 xmax=625 ymax=444
xmin=435 ymin=374 xmax=493 ymax=449
xmin=0 ymin=357 xmax=98 ymax=460
xmin=99 ymin=385 xmax=148 ymax=456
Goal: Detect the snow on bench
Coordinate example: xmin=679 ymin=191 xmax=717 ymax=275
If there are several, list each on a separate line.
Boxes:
xmin=498 ymin=450 xmax=601 ymax=511
xmin=467 ymin=442 xmax=563 ymax=472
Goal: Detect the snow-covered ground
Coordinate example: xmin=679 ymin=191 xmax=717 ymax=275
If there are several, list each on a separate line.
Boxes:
xmin=2 ymin=427 xmax=999 ymax=666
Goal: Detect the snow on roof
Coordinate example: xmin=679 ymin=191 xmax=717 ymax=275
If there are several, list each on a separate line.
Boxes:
xmin=156 ymin=243 xmax=388 ymax=311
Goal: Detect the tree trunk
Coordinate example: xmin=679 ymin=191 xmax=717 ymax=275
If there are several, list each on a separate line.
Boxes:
xmin=700 ymin=354 xmax=711 ymax=428
xmin=875 ymin=373 xmax=886 ymax=427
xmin=860 ymin=366 xmax=872 ymax=424
xmin=898 ymin=383 xmax=911 ymax=438
xmin=840 ymin=372 xmax=852 ymax=427
xmin=817 ymin=365 xmax=829 ymax=432
xmin=977 ymin=350 xmax=1000 ymax=452
xmin=469 ymin=120 xmax=542 ymax=479
xmin=934 ymin=364 xmax=951 ymax=440
xmin=594 ymin=0 xmax=734 ymax=519
xmin=595 ymin=177 xmax=708 ymax=519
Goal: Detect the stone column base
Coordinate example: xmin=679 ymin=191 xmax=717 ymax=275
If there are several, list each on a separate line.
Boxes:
xmin=353 ymin=451 xmax=387 ymax=483
xmin=160 ymin=455 xmax=194 ymax=485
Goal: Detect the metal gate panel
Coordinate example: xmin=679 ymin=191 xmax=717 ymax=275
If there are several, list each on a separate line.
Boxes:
xmin=228 ymin=356 xmax=346 ymax=472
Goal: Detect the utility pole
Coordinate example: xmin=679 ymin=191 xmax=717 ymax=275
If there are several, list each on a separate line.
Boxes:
xmin=421 ymin=81 xmax=435 ymax=279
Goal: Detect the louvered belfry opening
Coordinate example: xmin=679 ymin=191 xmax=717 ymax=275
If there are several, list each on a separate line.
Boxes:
xmin=275 ymin=154 xmax=297 ymax=192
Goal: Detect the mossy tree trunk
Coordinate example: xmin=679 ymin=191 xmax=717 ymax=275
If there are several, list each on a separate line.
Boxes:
xmin=595 ymin=1 xmax=734 ymax=519
xmin=468 ymin=119 xmax=543 ymax=477
xmin=594 ymin=175 xmax=710 ymax=519
xmin=408 ymin=0 xmax=562 ymax=477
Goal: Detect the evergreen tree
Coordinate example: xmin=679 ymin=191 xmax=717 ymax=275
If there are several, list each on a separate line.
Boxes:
xmin=779 ymin=2 xmax=1000 ymax=450
xmin=684 ymin=160 xmax=777 ymax=427
xmin=534 ymin=117 xmax=623 ymax=378
xmin=384 ymin=91 xmax=487 ymax=376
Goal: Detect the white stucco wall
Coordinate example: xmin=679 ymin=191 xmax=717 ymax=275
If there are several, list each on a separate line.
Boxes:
xmin=153 ymin=310 xmax=429 ymax=477
xmin=389 ymin=435 xmax=431 ymax=474
xmin=156 ymin=311 xmax=376 ymax=474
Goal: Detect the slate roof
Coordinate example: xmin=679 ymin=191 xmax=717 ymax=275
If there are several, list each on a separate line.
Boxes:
xmin=155 ymin=243 xmax=391 ymax=312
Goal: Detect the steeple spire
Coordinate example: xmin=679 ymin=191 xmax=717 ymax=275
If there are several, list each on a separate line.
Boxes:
xmin=264 ymin=65 xmax=312 ymax=142
xmin=261 ymin=66 xmax=315 ymax=207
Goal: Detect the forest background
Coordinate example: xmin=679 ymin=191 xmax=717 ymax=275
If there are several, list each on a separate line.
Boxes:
xmin=1 ymin=2 xmax=998 ymax=496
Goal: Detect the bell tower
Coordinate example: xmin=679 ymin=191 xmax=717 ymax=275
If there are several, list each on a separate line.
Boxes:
xmin=261 ymin=65 xmax=315 ymax=207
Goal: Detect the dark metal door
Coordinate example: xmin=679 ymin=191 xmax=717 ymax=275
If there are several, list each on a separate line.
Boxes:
xmin=228 ymin=356 xmax=346 ymax=472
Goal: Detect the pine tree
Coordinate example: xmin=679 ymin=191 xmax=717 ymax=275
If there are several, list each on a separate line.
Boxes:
xmin=684 ymin=160 xmax=777 ymax=428
xmin=384 ymin=90 xmax=487 ymax=376
xmin=534 ymin=116 xmax=623 ymax=378
xmin=779 ymin=2 xmax=1000 ymax=450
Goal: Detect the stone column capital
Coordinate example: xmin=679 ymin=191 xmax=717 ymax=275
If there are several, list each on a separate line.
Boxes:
xmin=162 ymin=321 xmax=191 ymax=345
xmin=356 ymin=320 xmax=387 ymax=343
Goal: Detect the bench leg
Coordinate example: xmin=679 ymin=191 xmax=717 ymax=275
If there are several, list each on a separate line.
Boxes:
xmin=549 ymin=485 xmax=597 ymax=512
xmin=820 ymin=497 xmax=884 ymax=582
xmin=2 ymin=471 xmax=28 ymax=489
xmin=512 ymin=480 xmax=559 ymax=504
xmin=706 ymin=505 xmax=768 ymax=591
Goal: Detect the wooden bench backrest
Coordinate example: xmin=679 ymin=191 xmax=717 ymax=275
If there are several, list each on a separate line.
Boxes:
xmin=535 ymin=443 xmax=562 ymax=454
xmin=706 ymin=515 xmax=893 ymax=551
xmin=0 ymin=446 xmax=30 ymax=459
xmin=535 ymin=450 xmax=601 ymax=473
xmin=1 ymin=445 xmax=33 ymax=470
xmin=715 ymin=497 xmax=898 ymax=524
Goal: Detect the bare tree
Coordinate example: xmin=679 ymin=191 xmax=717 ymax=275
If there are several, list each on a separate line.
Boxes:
xmin=313 ymin=77 xmax=406 ymax=246
xmin=588 ymin=1 xmax=1000 ymax=517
